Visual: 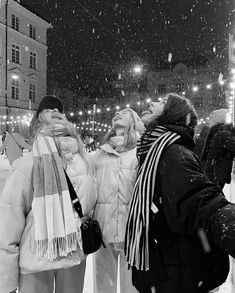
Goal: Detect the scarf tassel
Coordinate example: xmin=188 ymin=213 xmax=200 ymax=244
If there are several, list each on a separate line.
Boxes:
xmin=35 ymin=232 xmax=78 ymax=261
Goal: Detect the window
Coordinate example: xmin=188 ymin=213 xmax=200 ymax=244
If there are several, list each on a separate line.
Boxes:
xmin=12 ymin=14 xmax=19 ymax=31
xmin=29 ymin=83 xmax=36 ymax=102
xmin=158 ymin=84 xmax=166 ymax=93
xmin=29 ymin=24 xmax=36 ymax=39
xmin=11 ymin=78 xmax=20 ymax=100
xmin=176 ymin=82 xmax=185 ymax=93
xmin=12 ymin=44 xmax=20 ymax=64
xmin=29 ymin=51 xmax=37 ymax=69
xmin=195 ymin=96 xmax=203 ymax=108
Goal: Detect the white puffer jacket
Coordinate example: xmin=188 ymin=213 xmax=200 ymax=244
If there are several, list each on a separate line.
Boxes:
xmin=92 ymin=143 xmax=138 ymax=247
xmin=0 ymin=152 xmax=96 ymax=293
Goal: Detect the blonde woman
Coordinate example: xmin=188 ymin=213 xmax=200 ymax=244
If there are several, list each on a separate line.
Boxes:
xmin=92 ymin=108 xmax=145 ymax=293
xmin=0 ymin=96 xmax=96 ymax=293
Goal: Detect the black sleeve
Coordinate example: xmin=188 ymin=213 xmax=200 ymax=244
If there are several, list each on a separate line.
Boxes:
xmin=221 ymin=130 xmax=235 ymax=153
xmin=208 ymin=204 xmax=235 ymax=258
xmin=158 ymin=144 xmax=229 ymax=235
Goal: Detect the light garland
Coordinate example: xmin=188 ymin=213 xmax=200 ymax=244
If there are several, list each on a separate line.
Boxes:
xmin=0 ymin=113 xmax=33 ymax=126
xmin=75 ymin=120 xmax=111 ymax=133
xmin=0 ymin=77 xmax=226 ymax=132
xmin=68 ymin=81 xmax=224 ymax=117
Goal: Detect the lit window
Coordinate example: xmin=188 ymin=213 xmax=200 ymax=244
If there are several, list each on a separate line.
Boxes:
xmin=11 ymin=78 xmax=20 ymax=100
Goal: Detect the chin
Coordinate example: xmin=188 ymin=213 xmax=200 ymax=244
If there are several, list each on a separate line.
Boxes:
xmin=141 ymin=115 xmax=149 ymax=125
xmin=142 ymin=117 xmax=155 ymax=128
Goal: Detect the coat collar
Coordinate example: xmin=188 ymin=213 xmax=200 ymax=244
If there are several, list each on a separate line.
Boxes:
xmin=100 ymin=143 xmax=121 ymax=156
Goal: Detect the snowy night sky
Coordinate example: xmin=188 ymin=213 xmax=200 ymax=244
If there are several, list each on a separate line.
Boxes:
xmin=20 ymin=0 xmax=235 ymax=94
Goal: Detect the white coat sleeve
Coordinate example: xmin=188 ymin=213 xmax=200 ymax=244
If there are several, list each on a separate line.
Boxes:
xmin=0 ymin=167 xmax=32 ymax=293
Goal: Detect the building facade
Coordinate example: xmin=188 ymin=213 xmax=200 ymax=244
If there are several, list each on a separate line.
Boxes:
xmin=147 ymin=62 xmax=226 ymax=123
xmin=0 ymin=0 xmax=51 ymax=132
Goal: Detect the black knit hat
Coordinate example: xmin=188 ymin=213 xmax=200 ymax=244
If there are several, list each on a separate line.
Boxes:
xmin=36 ymin=95 xmax=64 ymax=117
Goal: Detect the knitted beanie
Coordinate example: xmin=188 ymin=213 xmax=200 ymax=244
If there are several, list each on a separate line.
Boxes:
xmin=209 ymin=109 xmax=228 ymax=125
xmin=36 ymin=96 xmax=64 ymax=117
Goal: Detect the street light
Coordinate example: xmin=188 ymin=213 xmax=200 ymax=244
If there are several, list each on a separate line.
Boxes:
xmin=132 ymin=64 xmax=143 ymax=74
xmin=131 ymin=63 xmax=149 ymax=92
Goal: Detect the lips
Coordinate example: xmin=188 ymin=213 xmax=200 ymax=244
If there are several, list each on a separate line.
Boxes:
xmin=52 ymin=113 xmax=64 ymax=120
xmin=141 ymin=110 xmax=151 ymax=116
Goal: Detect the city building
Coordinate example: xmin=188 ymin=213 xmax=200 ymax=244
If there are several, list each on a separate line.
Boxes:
xmin=147 ymin=62 xmax=226 ymax=124
xmin=0 ymin=0 xmax=52 ymax=132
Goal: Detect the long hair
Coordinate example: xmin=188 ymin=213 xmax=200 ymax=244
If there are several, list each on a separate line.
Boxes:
xmin=101 ymin=112 xmax=140 ymax=152
xmin=30 ymin=112 xmax=92 ymax=173
xmin=151 ymin=92 xmax=198 ymax=129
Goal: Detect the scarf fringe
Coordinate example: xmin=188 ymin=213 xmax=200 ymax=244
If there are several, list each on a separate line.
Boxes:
xmin=35 ymin=232 xmax=78 ymax=261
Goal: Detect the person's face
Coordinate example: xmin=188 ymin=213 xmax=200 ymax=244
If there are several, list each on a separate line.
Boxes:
xmin=41 ymin=108 xmax=66 ymax=125
xmin=112 ymin=109 xmax=132 ymax=130
xmin=58 ymin=136 xmax=79 ymax=154
xmin=141 ymin=97 xmax=168 ymax=126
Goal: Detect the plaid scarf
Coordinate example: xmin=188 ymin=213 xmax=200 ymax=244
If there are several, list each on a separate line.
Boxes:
xmin=125 ymin=126 xmax=180 ymax=270
xmin=32 ymin=125 xmax=78 ymax=261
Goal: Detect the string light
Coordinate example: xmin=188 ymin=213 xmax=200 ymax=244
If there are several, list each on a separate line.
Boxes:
xmin=0 ymin=113 xmax=33 ymax=126
xmin=0 ymin=77 xmax=217 ymax=134
xmin=66 ymin=79 xmax=224 ymax=120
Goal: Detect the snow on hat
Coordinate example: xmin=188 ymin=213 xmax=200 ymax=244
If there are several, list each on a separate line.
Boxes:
xmin=209 ymin=109 xmax=228 ymax=124
xmin=125 ymin=108 xmax=145 ymax=134
xmin=36 ymin=95 xmax=64 ymax=117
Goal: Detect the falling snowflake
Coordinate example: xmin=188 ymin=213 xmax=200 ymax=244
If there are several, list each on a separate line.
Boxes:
xmin=168 ymin=53 xmax=172 ymax=63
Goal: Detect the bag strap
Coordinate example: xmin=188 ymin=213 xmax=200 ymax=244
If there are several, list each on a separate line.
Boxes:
xmin=64 ymin=170 xmax=84 ymax=219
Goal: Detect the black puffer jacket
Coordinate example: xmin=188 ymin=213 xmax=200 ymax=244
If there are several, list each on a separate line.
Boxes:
xmin=133 ymin=125 xmax=235 ymax=293
xmin=203 ymin=123 xmax=235 ymax=186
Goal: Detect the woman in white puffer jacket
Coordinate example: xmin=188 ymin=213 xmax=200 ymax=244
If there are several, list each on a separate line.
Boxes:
xmin=0 ymin=96 xmax=97 ymax=293
xmin=92 ymin=108 xmax=145 ymax=293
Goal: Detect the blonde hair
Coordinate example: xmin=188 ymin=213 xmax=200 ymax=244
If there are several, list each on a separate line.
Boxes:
xmin=102 ymin=114 xmax=139 ymax=151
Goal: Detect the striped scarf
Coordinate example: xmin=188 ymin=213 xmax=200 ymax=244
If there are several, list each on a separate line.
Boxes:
xmin=32 ymin=125 xmax=78 ymax=261
xmin=125 ymin=126 xmax=180 ymax=270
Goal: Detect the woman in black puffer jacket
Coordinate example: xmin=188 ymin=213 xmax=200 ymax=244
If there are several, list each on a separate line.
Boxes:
xmin=125 ymin=93 xmax=235 ymax=293
xmin=201 ymin=109 xmax=235 ymax=189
